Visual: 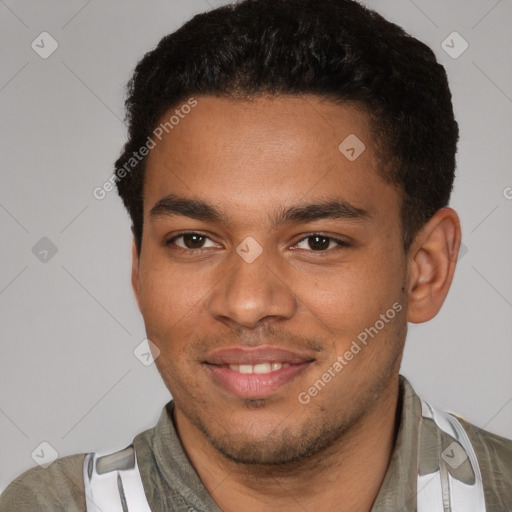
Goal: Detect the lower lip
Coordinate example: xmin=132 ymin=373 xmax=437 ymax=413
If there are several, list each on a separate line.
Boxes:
xmin=205 ymin=363 xmax=312 ymax=399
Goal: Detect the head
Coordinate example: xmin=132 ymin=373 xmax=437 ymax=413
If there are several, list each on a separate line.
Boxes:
xmin=116 ymin=0 xmax=461 ymax=465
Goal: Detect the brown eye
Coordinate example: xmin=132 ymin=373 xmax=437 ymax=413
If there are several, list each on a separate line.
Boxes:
xmin=295 ymin=234 xmax=350 ymax=252
xmin=166 ymin=232 xmax=217 ymax=250
xmin=181 ymin=234 xmax=206 ymax=249
xmin=307 ymin=235 xmax=330 ymax=251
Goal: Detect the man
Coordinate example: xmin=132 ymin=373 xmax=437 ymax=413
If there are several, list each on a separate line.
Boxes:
xmin=1 ymin=0 xmax=510 ymax=510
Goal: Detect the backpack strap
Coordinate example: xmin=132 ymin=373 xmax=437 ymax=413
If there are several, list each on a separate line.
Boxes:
xmin=417 ymin=399 xmax=486 ymax=512
xmin=83 ymin=444 xmax=152 ymax=512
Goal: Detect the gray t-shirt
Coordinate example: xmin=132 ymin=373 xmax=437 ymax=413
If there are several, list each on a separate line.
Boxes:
xmin=1 ymin=375 xmax=511 ymax=511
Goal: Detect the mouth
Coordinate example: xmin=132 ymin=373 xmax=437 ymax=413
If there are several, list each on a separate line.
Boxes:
xmin=203 ymin=346 xmax=315 ymax=399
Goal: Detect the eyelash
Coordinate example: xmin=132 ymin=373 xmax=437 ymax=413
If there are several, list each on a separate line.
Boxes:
xmin=165 ymin=231 xmax=351 ymax=254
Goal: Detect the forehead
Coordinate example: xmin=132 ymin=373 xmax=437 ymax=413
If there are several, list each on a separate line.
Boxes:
xmin=143 ymin=95 xmax=399 ymax=225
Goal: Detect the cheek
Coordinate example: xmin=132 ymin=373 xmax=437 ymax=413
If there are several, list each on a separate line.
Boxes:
xmin=138 ymin=265 xmax=202 ymax=383
xmin=295 ymin=255 xmax=404 ymax=339
xmin=137 ymin=259 xmax=205 ymax=340
xmin=139 ymin=254 xmax=210 ymax=306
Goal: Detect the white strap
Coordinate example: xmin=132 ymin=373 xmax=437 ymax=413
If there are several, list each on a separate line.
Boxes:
xmin=417 ymin=399 xmax=486 ymax=512
xmin=83 ymin=444 xmax=152 ymax=512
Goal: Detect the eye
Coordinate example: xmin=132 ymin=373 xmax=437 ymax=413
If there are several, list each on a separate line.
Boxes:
xmin=166 ymin=232 xmax=219 ymax=250
xmin=294 ymin=234 xmax=350 ymax=252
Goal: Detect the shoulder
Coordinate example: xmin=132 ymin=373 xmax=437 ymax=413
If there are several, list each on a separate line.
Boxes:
xmin=0 ymin=453 xmax=86 ymax=512
xmin=457 ymin=416 xmax=512 ymax=508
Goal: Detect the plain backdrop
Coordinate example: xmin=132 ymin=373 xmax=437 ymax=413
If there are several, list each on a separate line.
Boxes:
xmin=1 ymin=0 xmax=511 ymax=492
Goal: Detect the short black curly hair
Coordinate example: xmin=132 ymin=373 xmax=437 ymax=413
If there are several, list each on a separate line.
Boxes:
xmin=114 ymin=0 xmax=458 ymax=255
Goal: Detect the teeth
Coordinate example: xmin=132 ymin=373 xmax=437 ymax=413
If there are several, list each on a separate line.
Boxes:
xmin=228 ymin=362 xmax=290 ymax=374
xmin=254 ymin=363 xmax=272 ymax=374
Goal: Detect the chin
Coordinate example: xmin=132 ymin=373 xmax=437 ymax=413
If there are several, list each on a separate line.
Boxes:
xmin=196 ymin=412 xmax=350 ymax=467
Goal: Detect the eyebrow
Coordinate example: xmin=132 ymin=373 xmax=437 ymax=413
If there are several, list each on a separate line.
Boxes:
xmin=150 ymin=193 xmax=371 ymax=227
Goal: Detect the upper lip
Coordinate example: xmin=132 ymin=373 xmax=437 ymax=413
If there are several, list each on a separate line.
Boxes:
xmin=204 ymin=346 xmax=315 ymax=366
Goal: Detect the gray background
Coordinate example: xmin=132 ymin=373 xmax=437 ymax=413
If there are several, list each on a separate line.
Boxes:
xmin=1 ymin=0 xmax=511 ymax=492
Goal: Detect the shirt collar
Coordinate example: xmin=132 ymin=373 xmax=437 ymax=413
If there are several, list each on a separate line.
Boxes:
xmin=371 ymin=375 xmax=422 ymax=511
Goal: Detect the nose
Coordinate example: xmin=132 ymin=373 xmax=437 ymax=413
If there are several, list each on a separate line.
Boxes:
xmin=208 ymin=246 xmax=297 ymax=330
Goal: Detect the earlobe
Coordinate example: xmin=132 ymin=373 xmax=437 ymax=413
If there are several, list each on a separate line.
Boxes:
xmin=131 ymin=239 xmax=142 ymax=311
xmin=406 ymin=207 xmax=461 ymax=324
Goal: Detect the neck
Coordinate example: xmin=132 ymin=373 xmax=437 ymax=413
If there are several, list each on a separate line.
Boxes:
xmin=174 ymin=375 xmax=401 ymax=512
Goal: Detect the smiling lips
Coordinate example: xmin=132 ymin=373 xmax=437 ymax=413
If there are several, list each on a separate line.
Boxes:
xmin=204 ymin=346 xmax=314 ymax=399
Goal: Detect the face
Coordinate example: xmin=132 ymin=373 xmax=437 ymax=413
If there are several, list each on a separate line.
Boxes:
xmin=133 ymin=95 xmax=409 ymax=465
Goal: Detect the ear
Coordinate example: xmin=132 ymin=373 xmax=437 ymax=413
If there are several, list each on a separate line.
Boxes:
xmin=406 ymin=207 xmax=461 ymax=323
xmin=131 ymin=238 xmax=142 ymax=311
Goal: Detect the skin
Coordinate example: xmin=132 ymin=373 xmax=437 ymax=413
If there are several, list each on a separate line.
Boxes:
xmin=132 ymin=94 xmax=461 ymax=512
